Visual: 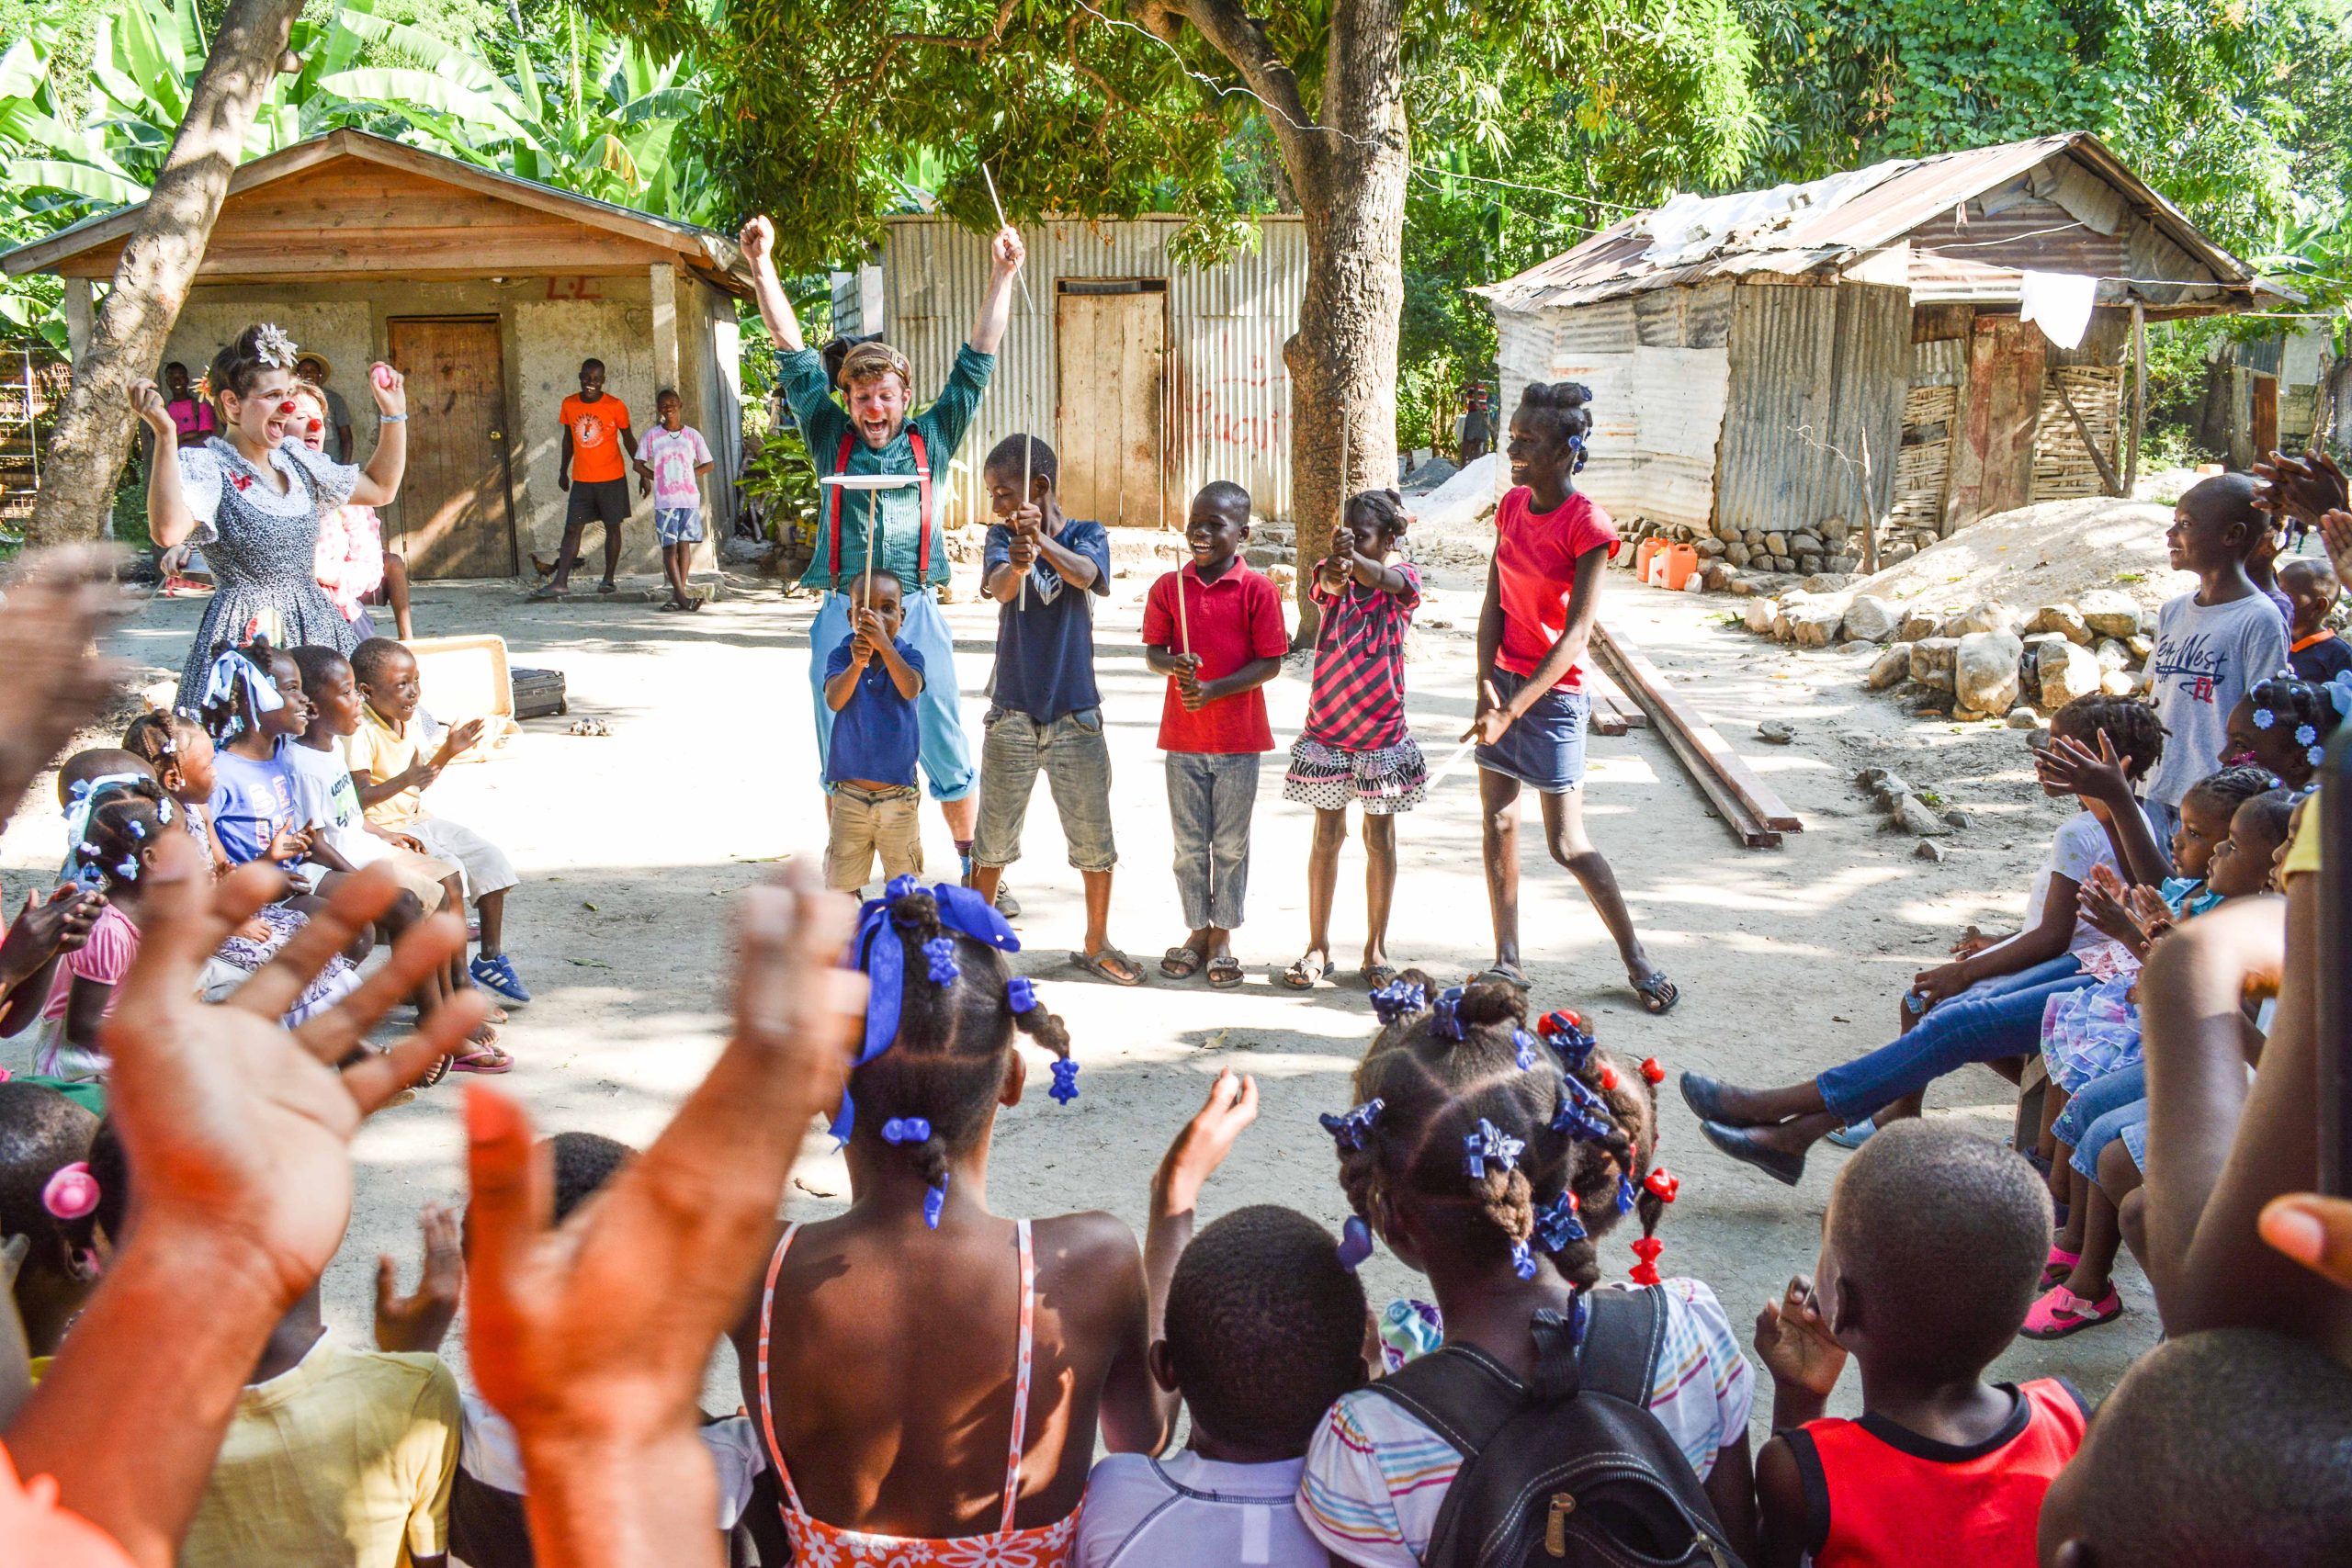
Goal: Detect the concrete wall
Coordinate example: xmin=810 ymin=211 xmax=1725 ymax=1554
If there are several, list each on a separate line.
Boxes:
xmin=151 ymin=271 xmax=740 ymax=581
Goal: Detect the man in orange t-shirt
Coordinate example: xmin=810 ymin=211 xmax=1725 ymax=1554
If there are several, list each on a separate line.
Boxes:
xmin=535 ymin=357 xmax=641 ymax=600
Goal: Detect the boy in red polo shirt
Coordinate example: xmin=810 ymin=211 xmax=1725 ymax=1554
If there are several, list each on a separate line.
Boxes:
xmin=1142 ymin=481 xmax=1288 ymax=988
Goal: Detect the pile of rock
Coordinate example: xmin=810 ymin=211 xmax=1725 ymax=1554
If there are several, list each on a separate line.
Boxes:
xmin=1612 ymin=514 xmax=1867 ymax=595
xmin=1855 ymin=765 xmax=1969 ymax=852
xmin=1738 ymin=587 xmax=2155 ymax=723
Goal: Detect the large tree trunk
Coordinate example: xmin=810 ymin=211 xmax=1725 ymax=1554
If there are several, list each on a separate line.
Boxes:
xmin=1163 ymin=0 xmax=1408 ymax=649
xmin=25 ymin=0 xmax=303 ymax=547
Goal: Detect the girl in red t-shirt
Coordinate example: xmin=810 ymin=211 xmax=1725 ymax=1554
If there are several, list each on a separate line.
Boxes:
xmin=1464 ymin=381 xmax=1677 ymax=1014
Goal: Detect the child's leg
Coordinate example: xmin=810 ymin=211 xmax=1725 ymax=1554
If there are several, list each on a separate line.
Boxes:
xmin=1363 ymin=811 xmax=1398 ymax=972
xmin=2060 ymin=1135 xmax=2147 ymax=1303
xmin=899 ymin=591 xmax=978 ymax=852
xmin=824 ymin=788 xmax=880 ymax=893
xmin=598 ymin=515 xmax=624 ymax=588
xmin=2057 ymin=1165 xmax=2089 ymax=1252
xmin=2039 ymin=1081 xmax=2074 ymax=1183
xmin=1300 ymin=807 xmax=1347 ymax=974
xmin=1479 ymin=767 xmax=1526 ymax=969
xmin=665 ymin=541 xmax=690 ymax=604
xmin=380 ymin=549 xmax=413 ymax=639
xmin=1164 ymin=754 xmax=1216 ymax=959
xmin=969 ymin=710 xmax=1042 ymax=907
xmin=1204 ymin=753 xmax=1260 ymax=957
xmin=475 ymin=888 xmax=504 ymax=956
xmin=1039 ymin=711 xmax=1127 ymax=969
xmin=876 ymin=790 xmax=923 ymax=880
xmin=1536 ymin=786 xmax=1660 ymax=989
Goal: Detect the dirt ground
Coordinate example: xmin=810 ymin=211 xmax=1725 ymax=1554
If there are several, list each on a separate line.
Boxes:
xmin=0 ymin=549 xmax=2163 ymax=1432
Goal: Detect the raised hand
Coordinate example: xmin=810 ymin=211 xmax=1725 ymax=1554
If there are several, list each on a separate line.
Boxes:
xmin=739 ymin=215 xmax=775 ymax=269
xmin=435 ymin=717 xmax=488 ymax=767
xmin=2254 ymin=449 xmax=2346 ymax=524
xmin=0 ymin=547 xmax=132 ymax=832
xmin=989 ymin=224 xmax=1025 ymax=275
xmin=367 ymin=363 xmax=406 ymax=418
xmin=2078 ymin=863 xmax=2145 ymax=947
xmin=0 ymin=886 xmax=104 ymax=987
xmin=127 ymin=378 xmax=174 ymax=434
xmin=464 ymin=865 xmax=858 ymax=1560
xmin=2033 ymin=731 xmax=2134 ymax=812
xmin=375 ymin=1201 xmax=464 ymax=1355
xmin=1754 ymin=1274 xmax=1845 ymax=1399
xmin=1153 ymin=1068 xmax=1259 ymax=1218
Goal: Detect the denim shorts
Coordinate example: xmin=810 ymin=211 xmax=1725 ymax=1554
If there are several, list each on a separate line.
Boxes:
xmin=973 ymin=706 xmax=1116 ymax=872
xmin=655 ymin=506 xmax=704 ymax=545
xmin=1474 ymin=669 xmax=1589 ymax=794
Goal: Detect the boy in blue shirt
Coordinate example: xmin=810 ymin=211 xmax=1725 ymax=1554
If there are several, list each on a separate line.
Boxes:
xmin=822 ymin=574 xmax=927 ymax=893
xmin=969 ymin=435 xmax=1142 ymax=985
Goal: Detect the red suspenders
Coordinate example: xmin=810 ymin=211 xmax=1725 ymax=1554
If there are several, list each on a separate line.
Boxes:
xmin=825 ymin=430 xmax=933 ymax=586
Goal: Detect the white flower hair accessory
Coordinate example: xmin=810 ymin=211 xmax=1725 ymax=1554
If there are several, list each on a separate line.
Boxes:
xmin=252 ymin=323 xmax=299 ymax=369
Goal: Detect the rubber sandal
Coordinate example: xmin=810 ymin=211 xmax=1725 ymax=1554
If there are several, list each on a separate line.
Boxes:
xmin=525 ymin=586 xmax=567 ymax=603
xmin=1825 ymin=1117 xmax=1877 ymax=1150
xmin=1282 ymin=954 xmax=1329 ymax=990
xmin=657 ymin=600 xmax=682 ymax=612
xmin=1071 ymin=946 xmax=1147 ymax=987
xmin=1207 ymin=955 xmax=1245 ymax=989
xmin=1474 ymin=963 xmax=1531 ymax=990
xmin=2043 ymin=1245 xmax=2082 ymax=1288
xmin=1362 ymin=964 xmax=1400 ymax=990
xmin=2020 ymin=1281 xmax=2121 ymax=1339
xmin=596 ymin=581 xmax=617 ymax=594
xmin=1160 ymin=945 xmax=1203 ymax=980
xmin=683 ymin=596 xmax=705 ymax=611
xmin=450 ymin=1041 xmax=514 ymax=1075
xmin=1634 ymin=971 xmax=1681 ymax=1015
xmin=416 ymin=1050 xmax=452 ymax=1089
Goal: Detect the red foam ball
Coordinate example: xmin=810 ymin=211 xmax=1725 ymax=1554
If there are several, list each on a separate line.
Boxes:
xmin=1639 ymin=1056 xmax=1666 ymax=1085
xmin=372 ymin=363 xmax=396 ymax=389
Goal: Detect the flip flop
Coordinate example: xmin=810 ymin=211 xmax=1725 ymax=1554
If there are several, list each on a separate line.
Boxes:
xmin=1361 ymin=964 xmax=1400 ymax=990
xmin=1160 ymin=946 xmax=1204 ymax=980
xmin=1634 ymin=972 xmax=1681 ymax=1016
xmin=657 ymin=600 xmax=682 ymax=612
xmin=1282 ymin=954 xmax=1329 ymax=990
xmin=683 ymin=597 xmax=705 ymax=612
xmin=596 ymin=581 xmax=617 ymax=594
xmin=1071 ymin=946 xmax=1147 ymax=987
xmin=1207 ymin=955 xmax=1245 ymax=989
xmin=525 ymin=586 xmax=567 ymax=604
xmin=1474 ymin=963 xmax=1531 ymax=990
xmin=450 ymin=1040 xmax=514 ymax=1075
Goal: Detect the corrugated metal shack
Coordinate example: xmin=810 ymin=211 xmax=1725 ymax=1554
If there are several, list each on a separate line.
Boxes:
xmin=871 ymin=215 xmax=1305 ymax=532
xmin=1477 ymin=133 xmax=2278 ymax=579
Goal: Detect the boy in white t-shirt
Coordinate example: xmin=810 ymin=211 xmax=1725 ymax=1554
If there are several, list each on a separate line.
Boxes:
xmin=634 ymin=388 xmax=715 ymax=613
xmin=1077 ymin=1205 xmax=1365 ymax=1568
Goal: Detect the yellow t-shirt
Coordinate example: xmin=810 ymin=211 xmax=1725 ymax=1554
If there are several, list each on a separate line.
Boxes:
xmin=345 ymin=705 xmax=424 ymax=828
xmin=2285 ymin=787 xmax=2322 ymax=882
xmin=178 ymin=1337 xmax=460 ymax=1568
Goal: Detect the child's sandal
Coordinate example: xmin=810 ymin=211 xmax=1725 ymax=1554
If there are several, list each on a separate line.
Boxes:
xmin=2042 ymin=1244 xmax=2082 ymax=1288
xmin=2019 ymin=1281 xmax=2121 ymax=1339
xmin=1206 ymin=955 xmax=1245 ymax=989
xmin=1160 ymin=946 xmax=1204 ymax=980
xmin=450 ymin=1040 xmax=514 ymax=1075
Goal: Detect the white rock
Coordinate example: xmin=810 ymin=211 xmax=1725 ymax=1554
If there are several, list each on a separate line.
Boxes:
xmin=1908 ymin=637 xmax=1960 ymax=692
xmin=1898 ymin=610 xmax=1944 ymax=643
xmin=1866 ymin=645 xmax=1912 ymax=689
xmin=2079 ymin=589 xmax=2143 ymax=638
xmin=1790 ymin=600 xmax=1848 ymax=649
xmin=2037 ymin=639 xmax=2104 ymax=709
xmin=1841 ymin=594 xmax=1900 ymax=643
xmin=2100 ymin=671 xmax=2138 ymax=697
xmin=1744 ymin=597 xmax=1780 ymax=635
xmin=1948 ymin=602 xmax=2018 ymax=637
xmin=2094 ymin=637 xmax=2131 ymax=672
xmin=1955 ymin=631 xmax=2025 ymax=716
xmin=2024 ymin=604 xmax=2090 ymax=644
xmin=2007 ymin=707 xmax=2041 ymax=728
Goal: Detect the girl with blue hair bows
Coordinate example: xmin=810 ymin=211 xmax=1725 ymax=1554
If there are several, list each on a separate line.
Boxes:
xmin=730 ymin=875 xmax=1203 ymax=1565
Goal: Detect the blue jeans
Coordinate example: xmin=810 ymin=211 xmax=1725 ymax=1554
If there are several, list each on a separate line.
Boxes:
xmin=1817 ymin=954 xmax=2090 ymax=1123
xmin=973 ymin=707 xmax=1116 ymax=872
xmin=2055 ymin=1062 xmax=2150 ymax=1179
xmin=1167 ymin=752 xmax=1260 ymax=931
xmin=809 ymin=589 xmax=975 ymax=802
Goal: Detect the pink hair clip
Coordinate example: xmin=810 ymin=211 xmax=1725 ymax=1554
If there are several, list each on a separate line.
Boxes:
xmin=43 ymin=1161 xmax=99 ymax=1221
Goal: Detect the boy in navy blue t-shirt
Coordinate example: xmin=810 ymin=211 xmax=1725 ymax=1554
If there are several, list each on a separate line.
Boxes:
xmin=968 ymin=435 xmax=1141 ymax=984
xmin=822 ymin=575 xmax=927 ymax=892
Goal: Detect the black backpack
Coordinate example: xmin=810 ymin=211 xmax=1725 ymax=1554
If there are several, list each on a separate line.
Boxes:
xmin=1367 ymin=1287 xmax=1746 ymax=1568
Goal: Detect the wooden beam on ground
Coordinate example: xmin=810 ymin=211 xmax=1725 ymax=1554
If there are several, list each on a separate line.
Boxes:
xmin=1591 ymin=623 xmax=1802 ymax=848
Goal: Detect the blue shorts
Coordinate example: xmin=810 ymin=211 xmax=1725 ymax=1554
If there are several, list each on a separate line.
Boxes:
xmin=1475 ymin=669 xmax=1590 ymax=794
xmin=655 ymin=507 xmax=703 ymax=546
xmin=809 ymin=589 xmax=975 ymax=803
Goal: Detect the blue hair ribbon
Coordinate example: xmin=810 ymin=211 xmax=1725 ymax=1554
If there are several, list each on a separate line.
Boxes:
xmin=1617 ymin=1172 xmax=1637 ymax=1215
xmin=1534 ymin=1189 xmax=1587 ymax=1250
xmin=1007 ymin=976 xmax=1038 ymax=1014
xmin=833 ymin=877 xmax=1024 ymax=1144
xmin=1320 ymin=1097 xmax=1385 ymax=1153
xmin=1512 ymin=1028 xmax=1539 ymax=1071
xmin=1553 ymin=1073 xmax=1613 ymax=1142
xmin=922 ymin=935 xmax=960 ymax=986
xmin=923 ymin=1171 xmax=949 ymax=1229
xmin=1430 ymin=987 xmax=1465 ymax=1042
xmin=1337 ymin=1215 xmax=1374 ymax=1271
xmin=880 ymin=1117 xmax=931 ymax=1145
xmin=1048 ymin=1058 xmax=1080 ymax=1104
xmin=1369 ymin=978 xmax=1426 ymax=1024
xmin=199 ymin=648 xmax=284 ymax=739
xmin=1510 ymin=1238 xmax=1538 ymax=1280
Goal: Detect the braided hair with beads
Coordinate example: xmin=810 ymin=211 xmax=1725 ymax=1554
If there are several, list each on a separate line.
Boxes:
xmin=847 ymin=882 xmax=1074 ymax=1228
xmin=1330 ymin=972 xmax=1676 ymax=1292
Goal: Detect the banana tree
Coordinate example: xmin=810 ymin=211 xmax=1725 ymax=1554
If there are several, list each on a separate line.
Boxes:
xmin=314 ymin=0 xmax=715 ymax=224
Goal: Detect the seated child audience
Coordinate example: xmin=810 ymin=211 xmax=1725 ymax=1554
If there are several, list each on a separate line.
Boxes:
xmin=1750 ymin=1121 xmax=2086 ymax=1568
xmin=344 ymin=637 xmax=528 ymax=1009
xmin=0 ymin=881 xmax=103 ymax=1044
xmin=76 ymin=1122 xmax=464 ymax=1568
xmin=2142 ymin=472 xmax=2289 ymax=844
xmin=729 ymin=878 xmax=1183 ymax=1558
xmin=196 ymin=639 xmax=316 ymax=875
xmin=1684 ymin=694 xmax=2165 ymax=1181
xmin=1077 ymin=1203 xmax=1366 ymax=1567
xmin=2220 ymin=673 xmax=2345 ymax=790
xmin=821 ymin=575 xmax=928 ymax=893
xmin=1301 ymin=978 xmax=1756 ymax=1565
xmin=0 ymin=1082 xmax=99 ymax=1360
xmin=1283 ymin=489 xmax=1424 ymax=992
xmin=33 ymin=781 xmax=175 ymax=1079
xmin=122 ymin=708 xmax=232 ymax=871
xmin=1141 ymin=481 xmax=1288 ymax=988
xmin=2278 ymin=556 xmax=2351 ymax=683
xmin=2027 ymin=784 xmax=2295 ymax=1339
xmin=2035 ymin=1328 xmax=2352 ymax=1567
xmin=970 ymin=434 xmax=1137 ymax=982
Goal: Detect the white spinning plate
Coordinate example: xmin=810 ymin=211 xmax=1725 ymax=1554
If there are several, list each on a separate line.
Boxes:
xmin=818 ymin=473 xmax=921 ymax=491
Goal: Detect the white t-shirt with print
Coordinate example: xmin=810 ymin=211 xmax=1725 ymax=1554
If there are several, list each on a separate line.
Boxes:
xmin=280 ymin=736 xmax=387 ymax=870
xmin=1295 ymin=1278 xmax=1753 ymax=1568
xmin=2145 ymin=589 xmax=2290 ymax=807
xmin=1078 ymin=1451 xmax=1326 ymax=1568
xmin=2021 ymin=808 xmax=2143 ymax=957
xmin=639 ymin=424 xmax=713 ymax=512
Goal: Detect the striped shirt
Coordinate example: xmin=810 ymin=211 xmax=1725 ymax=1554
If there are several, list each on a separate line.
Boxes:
xmin=1302 ymin=563 xmax=1420 ymax=752
xmin=1296 ymin=1278 xmax=1753 ymax=1568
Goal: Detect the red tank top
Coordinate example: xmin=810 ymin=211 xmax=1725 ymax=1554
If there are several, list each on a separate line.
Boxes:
xmin=1786 ymin=1379 xmax=2088 ymax=1568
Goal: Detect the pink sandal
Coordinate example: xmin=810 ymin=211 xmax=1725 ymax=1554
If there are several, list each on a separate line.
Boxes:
xmin=2041 ymin=1244 xmax=2081 ymax=1288
xmin=2020 ymin=1281 xmax=2120 ymax=1339
xmin=449 ymin=1039 xmax=514 ymax=1075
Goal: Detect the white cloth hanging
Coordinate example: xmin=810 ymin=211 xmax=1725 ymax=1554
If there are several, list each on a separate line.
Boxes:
xmin=2020 ymin=271 xmax=2099 ymax=350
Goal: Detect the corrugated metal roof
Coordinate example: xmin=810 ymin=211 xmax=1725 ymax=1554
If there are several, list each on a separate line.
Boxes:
xmin=1479 ymin=132 xmax=2279 ymax=314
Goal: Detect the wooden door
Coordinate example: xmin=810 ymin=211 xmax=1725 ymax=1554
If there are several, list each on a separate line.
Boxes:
xmin=2253 ymin=372 xmax=2280 ymax=457
xmin=1055 ymin=283 xmax=1167 ymax=526
xmin=1945 ymin=314 xmax=2047 ymax=529
xmin=385 ymin=317 xmax=514 ymax=578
